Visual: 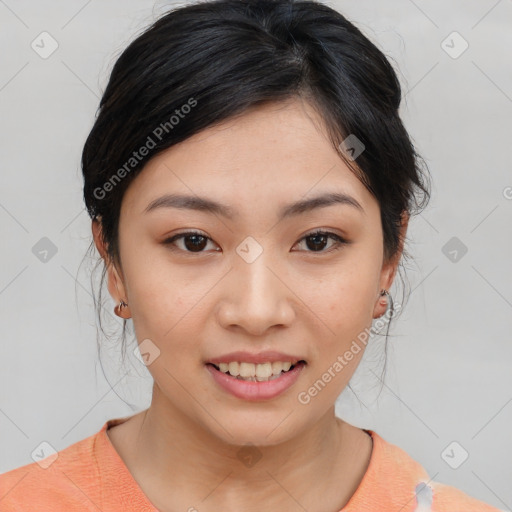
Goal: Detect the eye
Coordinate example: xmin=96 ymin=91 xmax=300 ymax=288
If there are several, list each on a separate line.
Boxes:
xmin=162 ymin=230 xmax=219 ymax=253
xmin=162 ymin=229 xmax=349 ymax=254
xmin=293 ymin=230 xmax=348 ymax=253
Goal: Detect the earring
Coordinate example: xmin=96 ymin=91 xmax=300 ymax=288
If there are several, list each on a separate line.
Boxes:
xmin=114 ymin=299 xmax=129 ymax=318
xmin=376 ymin=289 xmax=391 ymax=318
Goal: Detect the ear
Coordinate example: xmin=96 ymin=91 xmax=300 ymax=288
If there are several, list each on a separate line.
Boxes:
xmin=372 ymin=211 xmax=409 ymax=319
xmin=92 ymin=218 xmax=130 ymax=318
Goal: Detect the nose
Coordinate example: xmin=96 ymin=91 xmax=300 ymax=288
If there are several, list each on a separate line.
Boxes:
xmin=216 ymin=251 xmax=295 ymax=336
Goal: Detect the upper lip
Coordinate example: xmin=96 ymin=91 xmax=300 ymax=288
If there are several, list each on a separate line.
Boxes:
xmin=207 ymin=351 xmax=306 ymax=365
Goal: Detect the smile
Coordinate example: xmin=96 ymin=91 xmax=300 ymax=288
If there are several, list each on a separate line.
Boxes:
xmin=206 ymin=360 xmax=307 ymax=400
xmin=211 ymin=361 xmax=301 ymax=381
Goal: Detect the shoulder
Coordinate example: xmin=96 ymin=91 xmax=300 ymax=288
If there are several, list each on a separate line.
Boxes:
xmin=346 ymin=430 xmax=502 ymax=512
xmin=0 ymin=426 xmax=103 ymax=512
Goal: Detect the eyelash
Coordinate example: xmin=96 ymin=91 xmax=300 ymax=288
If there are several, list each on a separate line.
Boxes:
xmin=162 ymin=229 xmax=349 ymax=255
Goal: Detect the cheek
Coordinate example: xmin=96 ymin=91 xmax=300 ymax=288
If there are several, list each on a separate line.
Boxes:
xmin=121 ymin=251 xmax=214 ymax=368
xmin=295 ymin=261 xmax=381 ymax=376
xmin=309 ymin=262 xmax=379 ymax=333
xmin=118 ymin=244 xmax=181 ymax=339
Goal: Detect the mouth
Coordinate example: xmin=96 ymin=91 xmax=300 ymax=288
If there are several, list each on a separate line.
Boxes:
xmin=206 ymin=360 xmax=307 ymax=382
xmin=205 ymin=360 xmax=307 ymax=401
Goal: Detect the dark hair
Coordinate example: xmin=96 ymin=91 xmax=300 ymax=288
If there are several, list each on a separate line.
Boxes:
xmin=80 ymin=0 xmax=431 ymax=388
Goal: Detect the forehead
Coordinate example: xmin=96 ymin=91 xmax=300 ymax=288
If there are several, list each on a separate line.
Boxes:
xmin=121 ymin=98 xmax=376 ymax=218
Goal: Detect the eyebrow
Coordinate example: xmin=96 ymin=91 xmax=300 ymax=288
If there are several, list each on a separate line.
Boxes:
xmin=143 ymin=191 xmax=365 ymax=220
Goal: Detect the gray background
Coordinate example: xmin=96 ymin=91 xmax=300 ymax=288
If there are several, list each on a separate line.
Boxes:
xmin=1 ymin=0 xmax=511 ymax=509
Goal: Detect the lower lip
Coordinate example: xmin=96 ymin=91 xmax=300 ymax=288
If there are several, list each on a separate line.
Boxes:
xmin=206 ymin=362 xmax=306 ymax=401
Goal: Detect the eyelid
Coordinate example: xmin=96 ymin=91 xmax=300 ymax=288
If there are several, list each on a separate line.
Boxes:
xmin=298 ymin=228 xmax=349 ymax=243
xmin=162 ymin=228 xmax=209 ymax=241
xmin=162 ymin=230 xmax=219 ymax=254
xmin=293 ymin=229 xmax=349 ymax=253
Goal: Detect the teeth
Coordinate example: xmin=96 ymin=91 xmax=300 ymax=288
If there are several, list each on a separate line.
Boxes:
xmin=279 ymin=362 xmax=292 ymax=372
xmin=214 ymin=361 xmax=298 ymax=381
xmin=256 ymin=362 xmax=272 ymax=378
xmin=240 ymin=362 xmax=255 ymax=378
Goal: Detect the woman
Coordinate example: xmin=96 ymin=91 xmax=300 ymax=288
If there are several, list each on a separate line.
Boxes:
xmin=0 ymin=0 xmax=501 ymax=510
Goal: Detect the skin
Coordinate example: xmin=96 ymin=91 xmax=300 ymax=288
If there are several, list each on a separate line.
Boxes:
xmin=92 ymin=96 xmax=408 ymax=512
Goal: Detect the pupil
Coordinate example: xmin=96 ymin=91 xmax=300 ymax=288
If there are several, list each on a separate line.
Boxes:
xmin=185 ymin=234 xmax=207 ymax=252
xmin=307 ymin=234 xmax=327 ymax=251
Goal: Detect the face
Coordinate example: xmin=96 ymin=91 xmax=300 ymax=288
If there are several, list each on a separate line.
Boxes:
xmin=94 ymin=97 xmax=407 ymax=447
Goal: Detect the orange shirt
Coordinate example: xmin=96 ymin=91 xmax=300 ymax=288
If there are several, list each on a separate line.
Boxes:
xmin=0 ymin=416 xmax=501 ymax=511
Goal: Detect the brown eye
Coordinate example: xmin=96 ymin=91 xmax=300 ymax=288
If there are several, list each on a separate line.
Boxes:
xmin=163 ymin=229 xmax=348 ymax=255
xmin=294 ymin=230 xmax=348 ymax=253
xmin=163 ymin=231 xmax=218 ymax=253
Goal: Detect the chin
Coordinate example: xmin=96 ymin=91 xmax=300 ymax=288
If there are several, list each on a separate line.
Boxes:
xmin=202 ymin=410 xmax=306 ymax=449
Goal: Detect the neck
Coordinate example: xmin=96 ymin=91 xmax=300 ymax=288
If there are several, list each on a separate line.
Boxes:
xmin=110 ymin=385 xmax=371 ymax=512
